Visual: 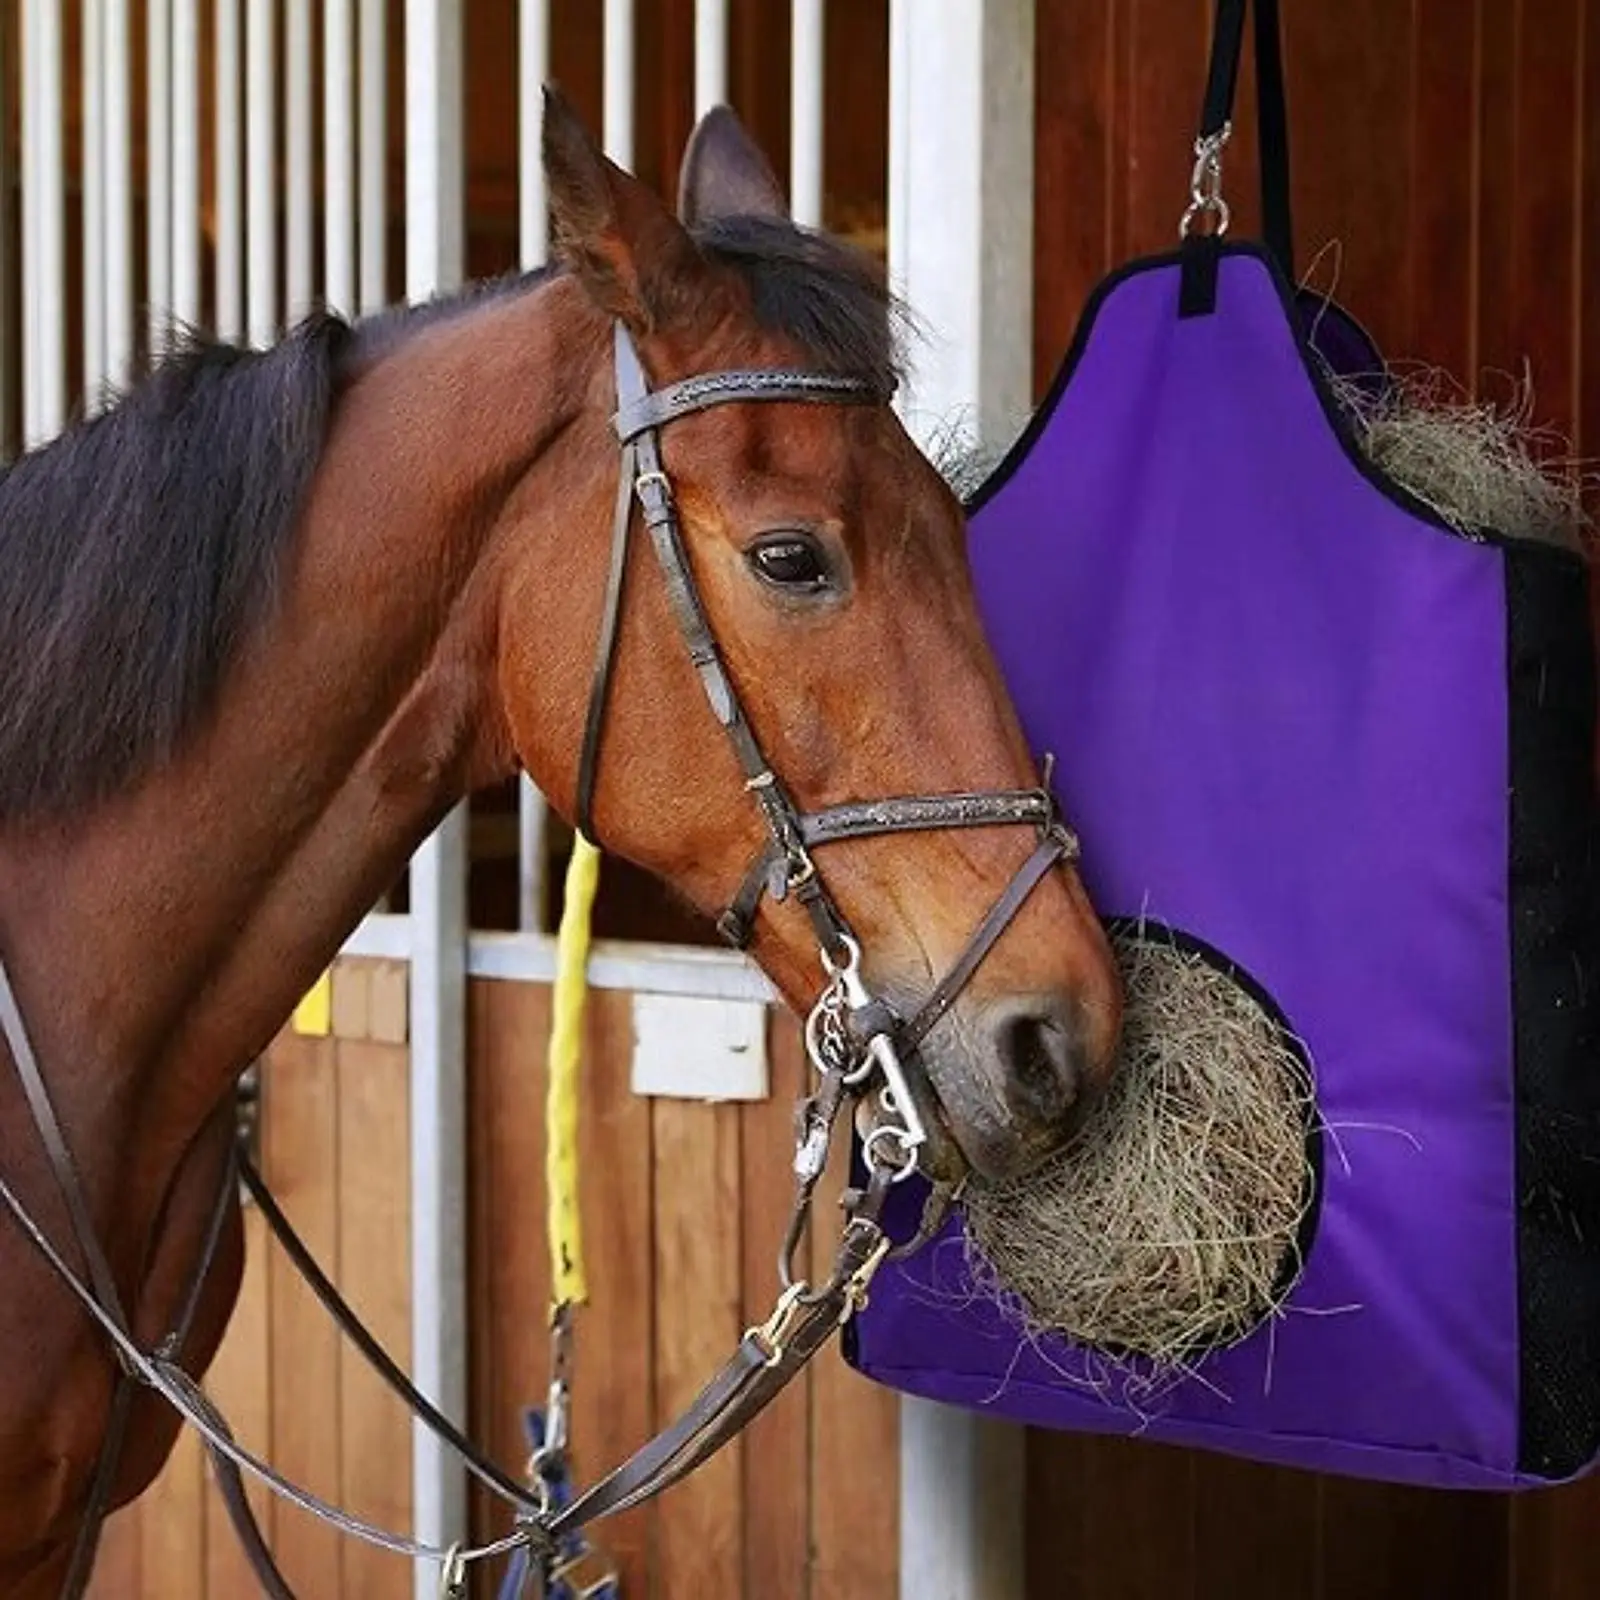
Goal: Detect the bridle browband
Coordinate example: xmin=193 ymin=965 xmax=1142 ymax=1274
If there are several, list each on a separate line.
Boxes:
xmin=582 ymin=323 xmax=1081 ymax=1179
xmin=0 ymin=321 xmax=1087 ymax=1599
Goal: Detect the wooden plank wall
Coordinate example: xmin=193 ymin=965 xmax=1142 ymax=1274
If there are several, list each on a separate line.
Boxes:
xmin=85 ymin=960 xmax=416 ymax=1599
xmin=1027 ymin=4 xmax=1600 ymax=1598
xmin=87 ymin=962 xmax=897 ymax=1599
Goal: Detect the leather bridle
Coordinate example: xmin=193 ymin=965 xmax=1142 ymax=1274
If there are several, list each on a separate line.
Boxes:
xmin=0 ymin=323 xmax=1085 ymax=1598
xmin=590 ymin=323 xmax=1081 ymax=1182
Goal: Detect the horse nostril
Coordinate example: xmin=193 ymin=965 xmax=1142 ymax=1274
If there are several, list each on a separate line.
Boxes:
xmin=995 ymin=999 xmax=1082 ymax=1128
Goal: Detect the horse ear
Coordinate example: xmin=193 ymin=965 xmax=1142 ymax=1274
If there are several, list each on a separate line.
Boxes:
xmin=541 ymin=85 xmax=710 ymax=335
xmin=677 ymin=105 xmax=790 ymax=226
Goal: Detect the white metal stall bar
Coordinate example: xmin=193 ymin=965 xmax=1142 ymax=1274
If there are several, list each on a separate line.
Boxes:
xmin=602 ymin=0 xmax=632 ymax=166
xmin=791 ymin=0 xmax=825 ymax=226
xmin=215 ymin=0 xmax=243 ymax=341
xmin=325 ymin=0 xmax=356 ymax=318
xmin=172 ymin=0 xmax=201 ymax=329
xmin=245 ymin=0 xmax=276 ymax=348
xmin=517 ymin=0 xmax=550 ymax=933
xmin=358 ymin=0 xmax=387 ymax=315
xmin=21 ymin=0 xmax=65 ymax=447
xmin=104 ymin=0 xmax=133 ymax=384
xmin=287 ymin=0 xmax=315 ymax=321
xmin=147 ymin=0 xmax=172 ymax=352
xmin=404 ymin=2 xmax=469 ymax=1591
xmin=694 ymin=0 xmax=727 ymax=116
xmin=888 ymin=3 xmax=1035 ymax=1596
xmin=82 ymin=0 xmax=105 ymax=403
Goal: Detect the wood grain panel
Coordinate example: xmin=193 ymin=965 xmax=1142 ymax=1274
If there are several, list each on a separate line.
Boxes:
xmin=739 ymin=1016 xmax=812 ymax=1600
xmin=264 ymin=1031 xmax=344 ymax=1593
xmin=571 ymin=990 xmax=654 ymax=1595
xmin=335 ymin=1038 xmax=412 ymax=1600
xmin=1070 ymin=1434 xmax=1196 ymax=1600
xmin=653 ymin=1095 xmax=745 ymax=1600
xmin=84 ymin=1505 xmax=140 ymax=1598
xmin=202 ymin=1205 xmax=275 ymax=1595
xmin=1507 ymin=0 xmax=1584 ymax=442
xmin=137 ymin=1423 xmax=207 ymax=1599
xmin=1033 ymin=0 xmax=1115 ymax=392
xmin=809 ymin=1104 xmax=899 ymax=1600
xmin=1509 ymin=1469 xmax=1600 ymax=1600
xmin=466 ymin=976 xmax=552 ymax=1576
xmin=1191 ymin=1455 xmax=1318 ymax=1600
xmin=1318 ymin=1478 xmax=1508 ymax=1600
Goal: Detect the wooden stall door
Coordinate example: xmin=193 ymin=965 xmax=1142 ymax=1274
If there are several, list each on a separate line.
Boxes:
xmin=85 ymin=959 xmax=414 ymax=1600
xmin=1026 ymin=3 xmax=1600 ymax=1596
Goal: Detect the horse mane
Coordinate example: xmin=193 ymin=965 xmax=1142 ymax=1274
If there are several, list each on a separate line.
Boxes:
xmin=0 ymin=217 xmax=901 ymax=824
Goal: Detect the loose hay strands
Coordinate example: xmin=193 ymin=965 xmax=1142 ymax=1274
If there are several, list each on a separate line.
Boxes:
xmin=1326 ymin=362 xmax=1595 ymax=554
xmin=960 ymin=932 xmax=1316 ymax=1366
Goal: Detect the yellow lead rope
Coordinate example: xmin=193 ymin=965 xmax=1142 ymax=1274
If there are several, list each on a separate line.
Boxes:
xmin=546 ymin=832 xmax=602 ymax=1311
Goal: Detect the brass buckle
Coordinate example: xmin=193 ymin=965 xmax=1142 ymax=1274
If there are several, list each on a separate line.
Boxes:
xmin=746 ymin=1282 xmax=808 ymax=1368
xmin=840 ymin=1232 xmax=893 ymax=1323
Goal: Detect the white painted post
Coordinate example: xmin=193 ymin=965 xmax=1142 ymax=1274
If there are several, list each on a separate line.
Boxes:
xmin=405 ymin=4 xmax=467 ymax=1589
xmin=517 ymin=0 xmax=550 ymax=932
xmin=694 ymin=0 xmax=727 ymax=116
xmin=214 ymin=0 xmax=243 ymax=341
xmin=790 ymin=0 xmax=825 ymax=226
xmin=172 ymin=0 xmax=201 ymax=329
xmin=324 ymin=0 xmax=356 ymax=318
xmin=286 ymin=0 xmax=314 ymax=321
xmin=888 ymin=3 xmax=1035 ymax=1597
xmin=245 ymin=0 xmax=276 ymax=347
xmin=82 ymin=0 xmax=105 ymax=404
xmin=602 ymin=0 xmax=633 ymax=166
xmin=21 ymin=0 xmax=65 ymax=447
xmin=146 ymin=0 xmax=171 ymax=353
xmin=104 ymin=0 xmax=132 ymax=383
xmin=358 ymin=0 xmax=387 ymax=313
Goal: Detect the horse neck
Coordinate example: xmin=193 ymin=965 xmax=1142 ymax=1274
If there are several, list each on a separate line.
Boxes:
xmin=0 ymin=278 xmax=604 ymax=1227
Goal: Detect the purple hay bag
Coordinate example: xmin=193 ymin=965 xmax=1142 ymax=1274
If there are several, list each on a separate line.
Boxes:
xmin=843 ymin=244 xmax=1600 ymax=1490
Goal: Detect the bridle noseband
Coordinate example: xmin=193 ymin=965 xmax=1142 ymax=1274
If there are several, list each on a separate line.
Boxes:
xmin=579 ymin=324 xmax=1083 ymax=1183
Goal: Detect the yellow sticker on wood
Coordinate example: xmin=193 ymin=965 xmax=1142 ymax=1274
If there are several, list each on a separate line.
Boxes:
xmin=292 ymin=969 xmax=333 ymax=1037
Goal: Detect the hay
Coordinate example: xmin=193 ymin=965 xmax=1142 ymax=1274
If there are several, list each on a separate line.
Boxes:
xmin=960 ymin=931 xmax=1316 ymax=1364
xmin=1326 ymin=364 xmax=1593 ymax=554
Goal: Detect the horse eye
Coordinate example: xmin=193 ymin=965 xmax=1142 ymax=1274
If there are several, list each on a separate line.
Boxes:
xmin=747 ymin=534 xmax=831 ymax=592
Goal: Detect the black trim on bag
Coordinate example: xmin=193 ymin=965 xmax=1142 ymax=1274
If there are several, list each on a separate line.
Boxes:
xmin=1504 ymin=546 xmax=1600 ymax=1480
xmin=963 ymin=238 xmax=1588 ymax=585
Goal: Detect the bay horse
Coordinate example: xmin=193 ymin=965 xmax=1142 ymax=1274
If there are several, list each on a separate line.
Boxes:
xmin=0 ymin=94 xmax=1121 ymax=1596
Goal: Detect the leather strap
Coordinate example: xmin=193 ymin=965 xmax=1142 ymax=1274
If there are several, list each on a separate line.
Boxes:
xmin=237 ymin=1154 xmax=545 ymax=1513
xmin=614 ymin=368 xmax=878 ymax=441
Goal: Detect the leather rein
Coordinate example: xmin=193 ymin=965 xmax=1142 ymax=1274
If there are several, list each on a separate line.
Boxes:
xmin=0 ymin=322 xmax=1081 ymax=1597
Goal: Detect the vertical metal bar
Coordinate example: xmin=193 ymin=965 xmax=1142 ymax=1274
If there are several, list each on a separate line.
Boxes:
xmin=517 ymin=0 xmax=551 ymax=930
xmin=104 ymin=0 xmax=132 ymax=383
xmin=694 ymin=0 xmax=727 ymax=116
xmin=245 ymin=0 xmax=275 ymax=347
xmin=214 ymin=0 xmax=242 ymax=341
xmin=358 ymin=0 xmax=386 ymax=313
xmin=0 ymin=5 xmax=12 ymax=452
xmin=172 ymin=0 xmax=200 ymax=328
xmin=889 ymin=5 xmax=1035 ymax=1596
xmin=518 ymin=0 xmax=547 ymax=270
xmin=21 ymin=0 xmax=66 ymax=446
xmin=82 ymin=0 xmax=105 ymax=405
xmin=602 ymin=0 xmax=633 ymax=166
xmin=146 ymin=0 xmax=171 ymax=353
xmin=324 ymin=0 xmax=355 ymax=317
xmin=790 ymin=0 xmax=825 ymax=226
xmin=286 ymin=0 xmax=313 ymax=321
xmin=405 ymin=4 xmax=467 ymax=1588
